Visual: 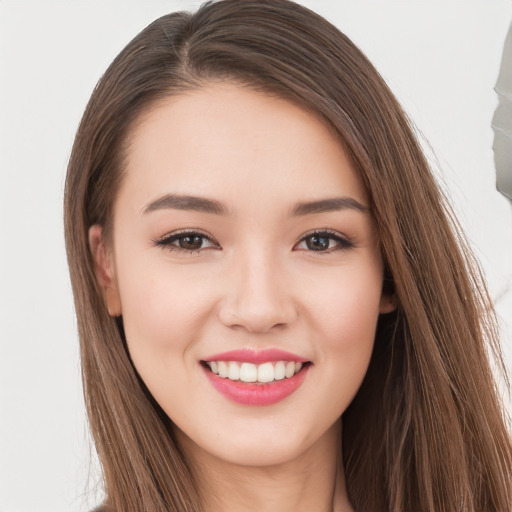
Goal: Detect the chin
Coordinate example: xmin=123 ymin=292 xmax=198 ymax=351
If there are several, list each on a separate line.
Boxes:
xmin=210 ymin=439 xmax=309 ymax=468
xmin=175 ymin=416 xmax=339 ymax=469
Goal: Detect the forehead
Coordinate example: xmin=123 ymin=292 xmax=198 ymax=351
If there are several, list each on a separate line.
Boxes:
xmin=120 ymin=82 xmax=367 ymax=211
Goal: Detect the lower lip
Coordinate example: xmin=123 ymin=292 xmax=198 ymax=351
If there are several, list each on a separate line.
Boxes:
xmin=202 ymin=364 xmax=310 ymax=406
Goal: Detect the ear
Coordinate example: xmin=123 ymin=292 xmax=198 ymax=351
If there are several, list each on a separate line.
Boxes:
xmin=88 ymin=225 xmax=122 ymax=317
xmin=379 ymin=293 xmax=397 ymax=314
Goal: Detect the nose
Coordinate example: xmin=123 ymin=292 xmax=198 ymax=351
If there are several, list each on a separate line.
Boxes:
xmin=218 ymin=249 xmax=298 ymax=333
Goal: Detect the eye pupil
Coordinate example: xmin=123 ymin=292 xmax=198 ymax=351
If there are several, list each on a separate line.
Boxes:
xmin=306 ymin=235 xmax=329 ymax=251
xmin=180 ymin=235 xmax=203 ymax=250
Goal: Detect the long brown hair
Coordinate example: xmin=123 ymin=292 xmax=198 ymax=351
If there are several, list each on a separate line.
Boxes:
xmin=64 ymin=1 xmax=512 ymax=510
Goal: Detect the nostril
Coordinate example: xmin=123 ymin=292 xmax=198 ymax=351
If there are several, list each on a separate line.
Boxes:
xmin=218 ymin=309 xmax=296 ymax=333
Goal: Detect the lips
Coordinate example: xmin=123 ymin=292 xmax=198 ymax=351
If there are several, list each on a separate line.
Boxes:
xmin=201 ymin=349 xmax=311 ymax=406
xmin=205 ymin=348 xmax=309 ymax=364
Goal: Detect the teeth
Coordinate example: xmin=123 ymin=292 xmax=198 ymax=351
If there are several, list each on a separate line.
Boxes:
xmin=274 ymin=361 xmax=286 ymax=380
xmin=206 ymin=360 xmax=304 ymax=383
xmin=228 ymin=361 xmax=240 ymax=380
xmin=217 ymin=361 xmax=229 ymax=378
xmin=240 ymin=362 xmax=258 ymax=382
xmin=257 ymin=362 xmax=274 ymax=383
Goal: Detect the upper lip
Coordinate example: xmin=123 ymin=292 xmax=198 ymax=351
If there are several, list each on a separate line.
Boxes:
xmin=203 ymin=348 xmax=309 ymax=364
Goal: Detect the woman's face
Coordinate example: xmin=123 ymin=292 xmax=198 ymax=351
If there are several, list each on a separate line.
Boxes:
xmin=92 ymin=82 xmax=393 ymax=467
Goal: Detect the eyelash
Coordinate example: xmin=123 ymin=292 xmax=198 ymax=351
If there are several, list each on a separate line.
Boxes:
xmin=153 ymin=230 xmax=219 ymax=254
xmin=296 ymin=229 xmax=354 ymax=253
xmin=153 ymin=229 xmax=354 ymax=254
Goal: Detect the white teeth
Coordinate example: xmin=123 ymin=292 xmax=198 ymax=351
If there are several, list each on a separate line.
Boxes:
xmin=228 ymin=361 xmax=240 ymax=380
xmin=240 ymin=362 xmax=258 ymax=382
xmin=205 ymin=360 xmax=305 ymax=383
xmin=217 ymin=361 xmax=229 ymax=378
xmin=257 ymin=362 xmax=274 ymax=383
xmin=274 ymin=361 xmax=286 ymax=380
xmin=285 ymin=361 xmax=295 ymax=378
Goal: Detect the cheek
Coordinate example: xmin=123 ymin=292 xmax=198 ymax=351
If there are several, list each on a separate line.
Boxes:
xmin=326 ymin=288 xmax=381 ymax=347
xmin=303 ymin=261 xmax=383 ymax=343
xmin=303 ymin=264 xmax=382 ymax=403
xmin=115 ymin=256 xmax=216 ymax=365
xmin=115 ymin=265 xmax=215 ymax=417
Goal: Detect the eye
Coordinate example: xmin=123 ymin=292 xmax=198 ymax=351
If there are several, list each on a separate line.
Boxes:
xmin=295 ymin=230 xmax=354 ymax=252
xmin=154 ymin=231 xmax=220 ymax=253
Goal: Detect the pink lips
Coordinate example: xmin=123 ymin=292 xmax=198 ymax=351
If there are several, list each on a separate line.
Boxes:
xmin=204 ymin=348 xmax=309 ymax=364
xmin=202 ymin=349 xmax=310 ymax=406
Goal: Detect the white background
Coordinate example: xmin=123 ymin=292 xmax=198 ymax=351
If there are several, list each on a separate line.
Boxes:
xmin=1 ymin=1 xmax=511 ymax=511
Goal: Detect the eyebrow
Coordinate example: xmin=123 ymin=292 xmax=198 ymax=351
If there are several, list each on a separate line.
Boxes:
xmin=291 ymin=197 xmax=368 ymax=216
xmin=142 ymin=194 xmax=368 ymax=216
xmin=143 ymin=194 xmax=227 ymax=215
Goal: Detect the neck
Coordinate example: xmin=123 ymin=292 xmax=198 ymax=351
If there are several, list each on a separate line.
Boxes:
xmin=179 ymin=419 xmax=354 ymax=512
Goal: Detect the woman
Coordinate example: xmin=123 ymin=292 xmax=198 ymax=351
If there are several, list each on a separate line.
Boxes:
xmin=64 ymin=0 xmax=512 ymax=510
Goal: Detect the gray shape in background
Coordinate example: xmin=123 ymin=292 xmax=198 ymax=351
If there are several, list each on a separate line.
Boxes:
xmin=493 ymin=20 xmax=512 ymax=202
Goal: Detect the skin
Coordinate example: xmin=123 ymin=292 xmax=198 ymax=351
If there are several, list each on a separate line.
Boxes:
xmin=90 ymin=82 xmax=395 ymax=512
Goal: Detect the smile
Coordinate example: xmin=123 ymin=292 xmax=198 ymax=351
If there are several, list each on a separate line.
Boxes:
xmin=205 ymin=360 xmax=303 ymax=383
xmin=201 ymin=349 xmax=311 ymax=406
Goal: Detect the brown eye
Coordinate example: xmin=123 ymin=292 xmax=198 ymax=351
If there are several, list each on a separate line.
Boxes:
xmin=179 ymin=235 xmax=205 ymax=250
xmin=305 ymin=234 xmax=330 ymax=251
xmin=154 ymin=231 xmax=218 ymax=253
xmin=295 ymin=230 xmax=354 ymax=252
